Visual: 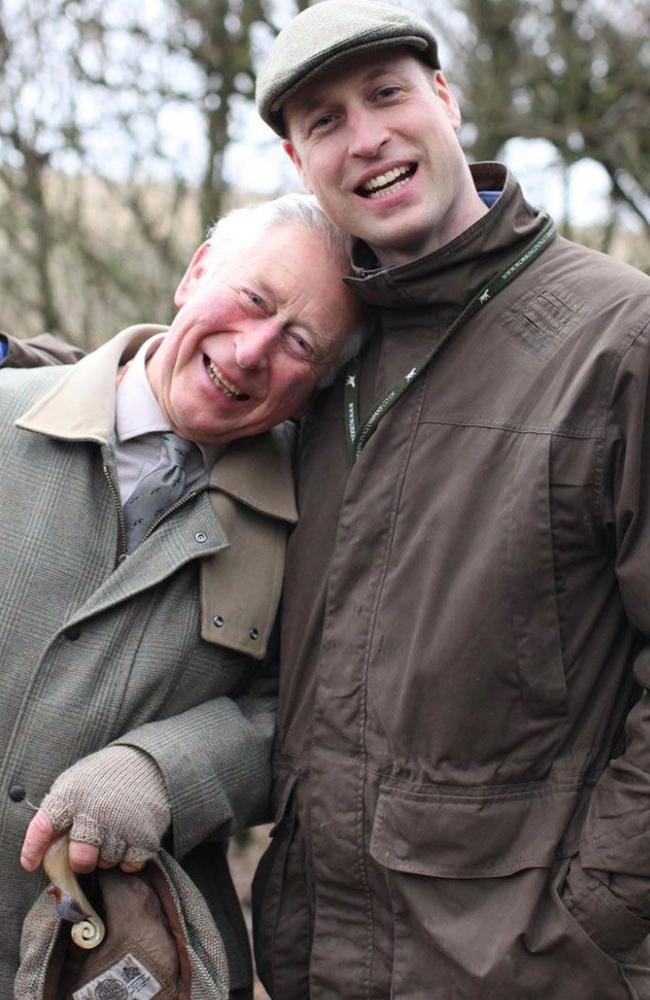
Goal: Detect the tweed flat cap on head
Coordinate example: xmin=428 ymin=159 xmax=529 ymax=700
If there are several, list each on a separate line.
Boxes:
xmin=256 ymin=0 xmax=440 ymax=136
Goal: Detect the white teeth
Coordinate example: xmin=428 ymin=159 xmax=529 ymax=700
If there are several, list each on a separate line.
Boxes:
xmin=366 ymin=176 xmax=411 ymax=200
xmin=362 ymin=166 xmax=412 ymax=196
xmin=205 ymin=358 xmax=247 ymax=400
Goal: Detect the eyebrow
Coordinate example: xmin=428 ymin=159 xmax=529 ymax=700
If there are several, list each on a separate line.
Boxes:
xmin=293 ymin=64 xmax=402 ymax=117
xmin=360 ymin=65 xmax=399 ymax=85
xmin=255 ymin=277 xmax=316 ymax=338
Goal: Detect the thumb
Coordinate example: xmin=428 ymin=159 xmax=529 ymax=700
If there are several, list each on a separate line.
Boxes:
xmin=20 ymin=810 xmax=56 ymax=872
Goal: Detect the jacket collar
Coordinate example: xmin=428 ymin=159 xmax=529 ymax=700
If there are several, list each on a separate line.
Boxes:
xmin=17 ymin=323 xmax=297 ymax=525
xmin=345 ymin=164 xmax=547 ymax=322
xmin=208 ymin=427 xmax=297 ymax=523
xmin=16 ymin=324 xmax=161 ymax=445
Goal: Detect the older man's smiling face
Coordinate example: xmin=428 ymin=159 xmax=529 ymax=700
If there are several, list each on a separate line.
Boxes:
xmin=283 ymin=50 xmax=486 ymax=267
xmin=146 ymin=221 xmax=361 ymax=446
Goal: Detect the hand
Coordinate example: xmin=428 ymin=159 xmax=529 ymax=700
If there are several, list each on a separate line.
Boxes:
xmin=19 ymin=745 xmax=170 ymax=875
xmin=21 ymin=808 xmax=94 ymax=873
xmin=20 ymin=809 xmax=144 ymax=874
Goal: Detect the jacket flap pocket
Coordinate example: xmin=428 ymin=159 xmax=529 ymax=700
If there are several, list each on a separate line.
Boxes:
xmin=369 ymin=779 xmax=582 ymax=878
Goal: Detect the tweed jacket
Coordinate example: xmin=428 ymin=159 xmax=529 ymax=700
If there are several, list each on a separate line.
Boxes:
xmin=0 ymin=325 xmax=297 ymax=996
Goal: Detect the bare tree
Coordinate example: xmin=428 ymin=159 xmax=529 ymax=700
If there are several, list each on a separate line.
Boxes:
xmin=4 ymin=0 xmax=646 ymax=345
xmin=0 ymin=0 xmax=289 ymax=342
xmin=423 ymin=0 xmax=650 ymax=240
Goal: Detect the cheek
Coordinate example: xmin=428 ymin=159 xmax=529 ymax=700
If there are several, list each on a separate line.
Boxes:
xmin=157 ymin=341 xmax=199 ymax=402
xmin=305 ymin=147 xmax=340 ymax=193
xmin=169 ymin=356 xmax=210 ymax=415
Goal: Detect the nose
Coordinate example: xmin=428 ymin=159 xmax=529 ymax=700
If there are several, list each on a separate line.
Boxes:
xmin=347 ymin=107 xmax=390 ymax=159
xmin=233 ymin=322 xmax=279 ymax=370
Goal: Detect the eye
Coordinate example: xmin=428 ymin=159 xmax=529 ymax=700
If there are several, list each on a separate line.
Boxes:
xmin=374 ymin=84 xmax=403 ymax=102
xmin=242 ymin=288 xmax=267 ymax=313
xmin=282 ymin=329 xmax=316 ymax=362
xmin=308 ymin=111 xmax=338 ymax=135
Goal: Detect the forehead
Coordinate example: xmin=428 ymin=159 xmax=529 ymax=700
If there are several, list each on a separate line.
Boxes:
xmin=284 ymin=48 xmax=427 ymax=120
xmin=217 ymin=222 xmax=339 ymax=289
xmin=216 ymin=222 xmax=359 ymax=342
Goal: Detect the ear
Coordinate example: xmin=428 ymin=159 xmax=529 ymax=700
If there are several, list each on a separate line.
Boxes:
xmin=432 ymin=70 xmax=462 ymax=132
xmin=174 ymin=242 xmax=211 ymax=308
xmin=283 ymin=139 xmax=313 ymax=193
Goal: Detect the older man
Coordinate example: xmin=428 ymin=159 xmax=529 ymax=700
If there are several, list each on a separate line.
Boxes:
xmin=247 ymin=3 xmax=650 ymax=999
xmin=0 ymin=192 xmax=360 ymax=997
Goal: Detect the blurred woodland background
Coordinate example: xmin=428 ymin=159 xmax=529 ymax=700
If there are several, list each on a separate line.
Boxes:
xmin=1 ymin=0 xmax=649 ymax=348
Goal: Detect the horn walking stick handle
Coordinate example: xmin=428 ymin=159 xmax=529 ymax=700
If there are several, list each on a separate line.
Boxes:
xmin=43 ymin=834 xmax=106 ymax=949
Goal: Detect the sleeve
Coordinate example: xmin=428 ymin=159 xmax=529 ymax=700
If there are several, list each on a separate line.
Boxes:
xmin=0 ymin=332 xmax=86 ymax=368
xmin=565 ymin=313 xmax=650 ymax=958
xmin=112 ymin=659 xmax=278 ymax=860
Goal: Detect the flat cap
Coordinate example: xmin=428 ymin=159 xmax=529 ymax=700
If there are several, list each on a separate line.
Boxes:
xmin=256 ymin=0 xmax=440 ymax=136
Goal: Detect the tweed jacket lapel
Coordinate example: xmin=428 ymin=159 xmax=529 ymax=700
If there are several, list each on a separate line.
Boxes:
xmin=62 ymin=489 xmax=230 ymax=625
xmin=16 ymin=324 xmax=298 ymax=660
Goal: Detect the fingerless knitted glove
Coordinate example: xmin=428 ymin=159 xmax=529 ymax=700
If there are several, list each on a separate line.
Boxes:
xmin=41 ymin=745 xmax=171 ymax=867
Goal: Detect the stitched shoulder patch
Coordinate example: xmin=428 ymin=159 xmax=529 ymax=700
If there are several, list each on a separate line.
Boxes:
xmin=502 ymin=283 xmax=587 ymax=359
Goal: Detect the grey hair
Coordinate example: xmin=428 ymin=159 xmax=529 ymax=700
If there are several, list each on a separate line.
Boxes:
xmin=203 ymin=192 xmax=353 ymax=277
xmin=317 ymin=320 xmax=368 ymax=388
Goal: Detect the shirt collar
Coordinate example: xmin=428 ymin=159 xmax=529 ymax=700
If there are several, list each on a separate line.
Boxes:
xmin=115 ymin=332 xmax=219 ymax=468
xmin=115 ymin=333 xmax=168 ymax=442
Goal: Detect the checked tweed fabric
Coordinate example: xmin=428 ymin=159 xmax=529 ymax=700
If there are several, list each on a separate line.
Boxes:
xmin=123 ymin=431 xmax=196 ymax=551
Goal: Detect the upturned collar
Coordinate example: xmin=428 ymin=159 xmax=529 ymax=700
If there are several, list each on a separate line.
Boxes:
xmin=344 ymin=164 xmax=547 ymax=323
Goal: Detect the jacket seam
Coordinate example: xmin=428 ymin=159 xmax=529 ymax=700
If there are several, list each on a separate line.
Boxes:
xmin=595 ymin=313 xmax=650 ymax=527
xmin=371 ymin=777 xmax=593 ymax=801
xmin=418 ymin=416 xmax=601 ymax=438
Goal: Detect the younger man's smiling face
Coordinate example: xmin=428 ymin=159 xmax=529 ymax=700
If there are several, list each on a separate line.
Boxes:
xmin=283 ymin=49 xmax=487 ymax=267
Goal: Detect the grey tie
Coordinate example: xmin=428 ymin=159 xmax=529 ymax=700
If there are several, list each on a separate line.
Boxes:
xmin=123 ymin=432 xmax=195 ymax=552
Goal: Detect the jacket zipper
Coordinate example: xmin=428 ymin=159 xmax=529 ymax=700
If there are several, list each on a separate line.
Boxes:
xmin=103 ymin=462 xmax=204 ymax=564
xmin=102 ymin=463 xmax=128 ymax=564
xmin=142 ymin=489 xmax=201 ymax=543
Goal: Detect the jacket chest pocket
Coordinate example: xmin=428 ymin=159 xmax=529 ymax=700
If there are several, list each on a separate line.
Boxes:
xmin=505 ymin=430 xmax=601 ymax=720
xmin=504 ymin=431 xmax=567 ymax=717
xmin=389 ymin=424 xmax=572 ymax=732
